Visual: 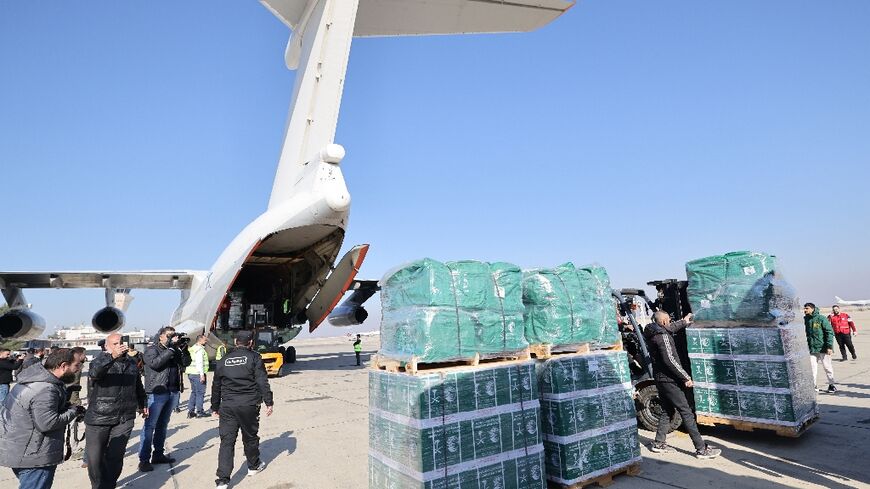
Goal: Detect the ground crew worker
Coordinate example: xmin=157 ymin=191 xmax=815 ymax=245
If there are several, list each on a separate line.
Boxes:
xmin=211 ymin=331 xmax=273 ymax=489
xmin=804 ymin=303 xmax=837 ymax=392
xmin=644 ymin=311 xmax=721 ymax=459
xmin=353 ymin=334 xmax=362 ymax=366
xmin=186 ymin=335 xmax=210 ymax=418
xmin=215 ymin=343 xmax=226 ymax=361
xmin=828 ymin=305 xmax=857 ymax=361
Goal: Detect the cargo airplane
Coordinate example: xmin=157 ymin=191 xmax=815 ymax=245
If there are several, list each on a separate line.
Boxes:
xmin=835 ymin=296 xmax=870 ymax=307
xmin=0 ymin=0 xmax=574 ymax=357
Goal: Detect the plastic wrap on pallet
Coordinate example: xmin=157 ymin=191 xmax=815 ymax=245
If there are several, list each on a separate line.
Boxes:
xmin=379 ymin=259 xmax=527 ymax=363
xmin=368 ymin=362 xmax=546 ymax=489
xmin=686 ymin=251 xmax=799 ymax=327
xmin=686 ymin=324 xmax=817 ymax=426
xmin=522 ymin=263 xmax=620 ymax=350
xmin=535 ymin=351 xmax=641 ymax=486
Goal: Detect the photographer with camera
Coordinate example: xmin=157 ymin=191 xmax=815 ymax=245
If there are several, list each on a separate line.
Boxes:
xmin=0 ymin=348 xmax=84 ymax=489
xmin=139 ymin=326 xmax=186 ymax=472
xmin=84 ymin=333 xmax=147 ymax=489
xmin=0 ymin=348 xmax=24 ymax=404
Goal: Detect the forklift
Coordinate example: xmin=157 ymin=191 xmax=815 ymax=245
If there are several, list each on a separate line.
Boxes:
xmin=614 ymin=279 xmax=692 ymax=432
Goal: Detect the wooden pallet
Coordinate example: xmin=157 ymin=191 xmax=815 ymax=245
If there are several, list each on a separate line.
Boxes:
xmin=371 ymin=348 xmax=532 ymax=375
xmin=548 ymin=462 xmax=641 ymax=488
xmin=696 ymin=414 xmax=819 ymax=438
xmin=530 ymin=340 xmax=623 ymax=360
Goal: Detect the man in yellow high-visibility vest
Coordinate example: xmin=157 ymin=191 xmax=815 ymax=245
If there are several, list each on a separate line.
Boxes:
xmin=185 ymin=335 xmax=210 ymax=418
xmin=353 ymin=334 xmax=362 ymax=366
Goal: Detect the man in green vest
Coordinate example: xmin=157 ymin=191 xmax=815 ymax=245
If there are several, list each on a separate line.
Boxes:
xmin=353 ymin=334 xmax=362 ymax=366
xmin=215 ymin=344 xmax=227 ymax=361
xmin=185 ymin=335 xmax=210 ymax=418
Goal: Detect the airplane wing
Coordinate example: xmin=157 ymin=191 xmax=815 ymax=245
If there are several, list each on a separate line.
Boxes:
xmin=262 ymin=0 xmax=575 ymax=37
xmin=0 ymin=271 xmax=198 ymax=291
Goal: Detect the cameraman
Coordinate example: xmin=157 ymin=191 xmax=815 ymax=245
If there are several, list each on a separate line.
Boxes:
xmin=85 ymin=333 xmax=146 ymax=489
xmin=139 ymin=326 xmax=185 ymax=472
xmin=0 ymin=348 xmax=23 ymax=404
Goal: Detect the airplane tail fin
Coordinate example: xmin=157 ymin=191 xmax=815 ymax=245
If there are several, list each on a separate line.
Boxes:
xmin=835 ymin=296 xmax=845 ymax=303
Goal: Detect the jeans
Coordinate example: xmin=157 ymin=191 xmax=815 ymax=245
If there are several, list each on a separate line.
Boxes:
xmin=655 ymin=381 xmax=706 ymax=451
xmin=187 ymin=374 xmax=206 ymax=414
xmin=139 ymin=392 xmax=177 ymax=462
xmin=0 ymin=383 xmax=9 ymax=405
xmin=13 ymin=466 xmax=57 ymax=489
xmin=216 ymin=405 xmax=262 ymax=482
xmin=86 ymin=419 xmax=134 ymax=489
xmin=810 ymin=353 xmax=835 ymax=386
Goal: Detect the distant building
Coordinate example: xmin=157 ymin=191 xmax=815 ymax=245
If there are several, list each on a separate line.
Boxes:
xmin=43 ymin=323 xmax=147 ymax=350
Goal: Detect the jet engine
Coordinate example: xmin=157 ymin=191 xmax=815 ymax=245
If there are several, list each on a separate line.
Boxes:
xmin=0 ymin=309 xmax=46 ymax=340
xmin=327 ymin=304 xmax=368 ymax=327
xmin=91 ymin=307 xmax=126 ymax=333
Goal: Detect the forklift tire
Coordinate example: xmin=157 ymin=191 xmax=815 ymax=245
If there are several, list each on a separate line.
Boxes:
xmin=636 ymin=383 xmax=682 ymax=433
xmin=283 ymin=346 xmax=296 ymax=364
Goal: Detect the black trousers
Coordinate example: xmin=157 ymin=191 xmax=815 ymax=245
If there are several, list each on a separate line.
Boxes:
xmin=835 ymin=332 xmax=857 ymax=359
xmin=655 ymin=381 xmax=705 ymax=451
xmin=355 ymin=351 xmax=361 ymax=365
xmin=85 ymin=419 xmax=134 ymax=489
xmin=217 ymin=404 xmax=261 ymax=482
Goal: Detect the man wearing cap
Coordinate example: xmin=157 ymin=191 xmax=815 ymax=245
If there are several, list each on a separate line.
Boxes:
xmin=211 ymin=331 xmax=274 ymax=489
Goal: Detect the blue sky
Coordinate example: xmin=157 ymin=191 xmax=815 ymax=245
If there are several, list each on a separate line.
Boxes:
xmin=2 ymin=1 xmax=869 ymax=336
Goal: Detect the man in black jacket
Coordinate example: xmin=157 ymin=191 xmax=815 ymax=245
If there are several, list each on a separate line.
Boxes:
xmin=85 ymin=333 xmax=147 ymax=489
xmin=0 ymin=348 xmax=23 ymax=404
xmin=211 ymin=331 xmax=274 ymax=489
xmin=644 ymin=311 xmax=720 ymax=459
xmin=138 ymin=326 xmax=185 ymax=472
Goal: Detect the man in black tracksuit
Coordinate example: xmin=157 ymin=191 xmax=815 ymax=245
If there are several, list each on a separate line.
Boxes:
xmin=85 ymin=333 xmax=147 ymax=489
xmin=644 ymin=311 xmax=720 ymax=459
xmin=211 ymin=331 xmax=274 ymax=489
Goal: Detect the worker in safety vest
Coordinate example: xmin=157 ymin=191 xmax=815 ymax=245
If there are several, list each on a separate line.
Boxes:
xmin=185 ymin=335 xmax=210 ymax=418
xmin=353 ymin=334 xmax=362 ymax=366
xmin=215 ymin=344 xmax=227 ymax=361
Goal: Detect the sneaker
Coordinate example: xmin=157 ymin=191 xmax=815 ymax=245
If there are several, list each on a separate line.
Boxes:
xmin=828 ymin=384 xmax=837 ymax=393
xmin=187 ymin=411 xmax=196 ymax=419
xmin=215 ymin=479 xmax=230 ymax=489
xmin=853 ymin=356 xmax=858 ymax=361
xmin=196 ymin=410 xmax=212 ymax=418
xmin=138 ymin=461 xmax=154 ymax=472
xmin=840 ymin=357 xmax=848 ymax=362
xmin=248 ymin=461 xmax=267 ymax=476
xmin=151 ymin=455 xmax=176 ymax=464
xmin=648 ymin=442 xmax=675 ymax=453
xmin=695 ymin=445 xmax=721 ymax=460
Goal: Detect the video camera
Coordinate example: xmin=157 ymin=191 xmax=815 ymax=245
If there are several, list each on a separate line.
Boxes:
xmin=168 ymin=332 xmax=190 ymax=348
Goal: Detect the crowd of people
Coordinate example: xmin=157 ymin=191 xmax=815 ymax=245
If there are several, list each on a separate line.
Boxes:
xmin=0 ymin=328 xmax=274 ymax=489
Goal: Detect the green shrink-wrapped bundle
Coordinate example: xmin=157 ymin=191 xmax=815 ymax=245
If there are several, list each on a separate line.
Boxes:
xmin=536 ymin=351 xmax=640 ymax=486
xmin=522 ymin=263 xmax=619 ymax=350
xmin=368 ymin=362 xmax=546 ymax=489
xmin=687 ymin=324 xmax=817 ymax=427
xmin=686 ymin=251 xmax=798 ymax=327
xmin=379 ymin=259 xmax=527 ymax=363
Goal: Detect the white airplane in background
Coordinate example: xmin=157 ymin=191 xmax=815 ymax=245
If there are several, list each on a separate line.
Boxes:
xmin=835 ymin=296 xmax=870 ymax=307
xmin=0 ymin=0 xmax=574 ymax=356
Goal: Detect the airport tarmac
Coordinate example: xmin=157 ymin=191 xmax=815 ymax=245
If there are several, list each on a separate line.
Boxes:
xmin=2 ymin=320 xmax=869 ymax=489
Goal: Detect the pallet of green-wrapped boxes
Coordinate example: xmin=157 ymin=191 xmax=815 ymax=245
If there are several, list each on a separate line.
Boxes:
xmin=685 ymin=251 xmax=817 ymax=437
xmin=376 ymin=259 xmax=532 ymax=374
xmin=537 ymin=350 xmax=641 ymax=488
xmin=369 ymin=361 xmax=547 ymax=489
xmin=686 ymin=325 xmax=819 ymax=437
